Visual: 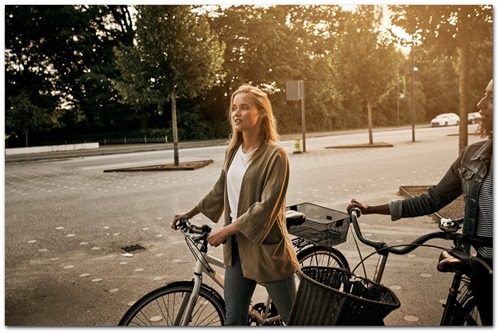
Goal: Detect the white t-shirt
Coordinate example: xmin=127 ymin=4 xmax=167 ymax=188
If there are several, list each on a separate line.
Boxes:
xmin=227 ymin=145 xmax=255 ymax=220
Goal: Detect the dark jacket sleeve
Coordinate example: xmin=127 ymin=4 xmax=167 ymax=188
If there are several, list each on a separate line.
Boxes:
xmin=400 ymin=155 xmax=463 ymax=218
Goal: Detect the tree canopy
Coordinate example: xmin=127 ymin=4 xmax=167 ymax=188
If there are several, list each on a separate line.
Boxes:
xmin=4 ymin=5 xmax=493 ymax=151
xmin=113 ymin=5 xmax=225 ymax=164
xmin=390 ymin=5 xmax=493 ymax=151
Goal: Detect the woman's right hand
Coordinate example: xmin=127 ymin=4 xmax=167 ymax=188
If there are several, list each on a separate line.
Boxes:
xmin=171 ymin=213 xmax=190 ymax=230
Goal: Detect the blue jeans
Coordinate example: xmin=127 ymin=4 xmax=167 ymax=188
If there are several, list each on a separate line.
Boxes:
xmin=224 ymin=251 xmax=297 ymax=326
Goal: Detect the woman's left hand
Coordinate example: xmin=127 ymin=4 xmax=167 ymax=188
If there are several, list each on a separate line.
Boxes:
xmin=207 ymin=229 xmax=227 ymax=247
xmin=208 ymin=223 xmax=238 ymax=247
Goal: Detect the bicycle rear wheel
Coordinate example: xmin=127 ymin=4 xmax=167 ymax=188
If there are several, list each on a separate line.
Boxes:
xmin=297 ymin=245 xmax=349 ymax=270
xmin=118 ymin=281 xmax=225 ymax=326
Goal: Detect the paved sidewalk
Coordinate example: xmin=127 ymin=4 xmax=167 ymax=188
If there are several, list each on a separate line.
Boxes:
xmin=5 ymin=126 xmax=423 ymax=164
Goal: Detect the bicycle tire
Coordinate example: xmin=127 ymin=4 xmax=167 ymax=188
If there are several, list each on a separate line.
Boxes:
xmin=447 ymin=289 xmax=480 ymax=326
xmin=118 ymin=281 xmax=225 ymax=326
xmin=296 ymin=245 xmax=350 ymax=270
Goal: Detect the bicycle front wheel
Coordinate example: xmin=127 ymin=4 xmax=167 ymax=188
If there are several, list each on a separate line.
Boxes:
xmin=297 ymin=245 xmax=349 ymax=270
xmin=448 ymin=290 xmax=481 ymax=326
xmin=460 ymin=293 xmax=481 ymax=326
xmin=118 ymin=281 xmax=225 ymax=326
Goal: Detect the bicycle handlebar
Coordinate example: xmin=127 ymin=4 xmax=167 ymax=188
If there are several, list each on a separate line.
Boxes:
xmin=175 ymin=219 xmax=211 ymax=234
xmin=348 ymin=208 xmax=493 ymax=277
xmin=348 ymin=208 xmax=453 ymax=255
xmin=348 ymin=208 xmax=492 ymax=256
xmin=175 ymin=219 xmax=212 ymax=244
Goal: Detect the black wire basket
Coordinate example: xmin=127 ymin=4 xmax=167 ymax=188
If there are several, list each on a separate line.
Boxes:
xmin=287 ymin=203 xmax=349 ymax=247
xmin=289 ymin=266 xmax=401 ymax=326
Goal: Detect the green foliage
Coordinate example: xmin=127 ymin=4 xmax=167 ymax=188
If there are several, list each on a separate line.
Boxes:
xmin=389 ymin=5 xmax=493 ymax=150
xmin=331 ymin=6 xmax=398 ymax=142
xmin=4 ymin=5 xmax=493 ymax=148
xmin=5 ymin=5 xmax=136 ymax=146
xmin=113 ymin=5 xmax=225 ymax=106
xmin=206 ymin=5 xmax=348 ymax=133
xmin=5 ymin=91 xmax=57 ymax=146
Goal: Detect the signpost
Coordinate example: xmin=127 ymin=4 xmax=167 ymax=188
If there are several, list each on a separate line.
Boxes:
xmin=286 ymin=80 xmax=306 ymax=153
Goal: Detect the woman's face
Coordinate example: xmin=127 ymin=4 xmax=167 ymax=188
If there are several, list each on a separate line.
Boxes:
xmin=231 ymin=92 xmax=262 ymax=134
xmin=477 ymin=80 xmax=493 ymax=133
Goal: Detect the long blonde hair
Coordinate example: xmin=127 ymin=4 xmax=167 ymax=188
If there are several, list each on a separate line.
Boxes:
xmin=224 ymin=84 xmax=279 ymax=169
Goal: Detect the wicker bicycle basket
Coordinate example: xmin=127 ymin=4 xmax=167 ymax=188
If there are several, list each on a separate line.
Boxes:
xmin=289 ymin=266 xmax=401 ymax=326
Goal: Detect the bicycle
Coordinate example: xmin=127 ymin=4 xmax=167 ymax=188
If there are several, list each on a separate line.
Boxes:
xmin=288 ymin=208 xmax=493 ymax=326
xmin=118 ymin=203 xmax=350 ymax=326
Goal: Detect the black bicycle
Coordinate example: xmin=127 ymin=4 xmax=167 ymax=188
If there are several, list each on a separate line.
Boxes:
xmin=289 ymin=208 xmax=492 ymax=326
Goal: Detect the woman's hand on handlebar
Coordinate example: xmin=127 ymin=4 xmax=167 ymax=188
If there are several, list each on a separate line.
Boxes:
xmin=347 ymin=199 xmax=391 ymax=215
xmin=207 ymin=229 xmax=227 ymax=247
xmin=208 ymin=223 xmax=238 ymax=247
xmin=172 ymin=207 xmax=200 ymax=230
xmin=172 ymin=213 xmax=190 ymax=229
xmin=347 ymin=199 xmax=369 ymax=215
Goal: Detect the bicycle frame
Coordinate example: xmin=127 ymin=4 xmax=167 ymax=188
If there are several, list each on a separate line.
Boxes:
xmin=348 ymin=209 xmax=488 ymax=326
xmin=178 ymin=224 xmax=282 ymax=326
xmin=176 ymin=253 xmax=225 ymax=325
xmin=354 ymin=235 xmax=474 ymax=325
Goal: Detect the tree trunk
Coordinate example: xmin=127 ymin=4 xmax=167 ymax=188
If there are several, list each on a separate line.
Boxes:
xmin=367 ymin=100 xmax=374 ymax=144
xmin=25 ymin=129 xmax=29 ymax=147
xmin=139 ymin=109 xmax=148 ymax=130
xmin=458 ymin=44 xmax=470 ymax=154
xmin=171 ymin=89 xmax=180 ymax=166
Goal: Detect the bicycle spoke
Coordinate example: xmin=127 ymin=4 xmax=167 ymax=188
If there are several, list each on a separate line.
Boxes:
xmin=119 ymin=284 xmax=224 ymax=326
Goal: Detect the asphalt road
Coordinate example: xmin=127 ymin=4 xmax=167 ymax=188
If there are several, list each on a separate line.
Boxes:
xmin=4 ymin=124 xmax=489 ymax=328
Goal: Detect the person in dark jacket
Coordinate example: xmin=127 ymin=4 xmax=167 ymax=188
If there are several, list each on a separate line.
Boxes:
xmin=347 ymin=79 xmax=493 ymax=325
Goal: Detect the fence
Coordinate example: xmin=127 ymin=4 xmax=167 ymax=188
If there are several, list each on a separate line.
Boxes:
xmin=24 ymin=136 xmax=169 ymax=147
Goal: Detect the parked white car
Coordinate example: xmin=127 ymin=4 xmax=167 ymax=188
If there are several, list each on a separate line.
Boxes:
xmin=467 ymin=112 xmax=481 ymax=124
xmin=430 ymin=113 xmax=460 ymax=127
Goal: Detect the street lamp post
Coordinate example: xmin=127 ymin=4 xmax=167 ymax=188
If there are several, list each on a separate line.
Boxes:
xmin=411 ymin=35 xmax=416 ymax=142
xmin=397 ymin=66 xmax=400 ymax=128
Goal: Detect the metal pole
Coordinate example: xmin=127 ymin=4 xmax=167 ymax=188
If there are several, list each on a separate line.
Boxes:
xmin=300 ymin=80 xmax=306 ymax=152
xmin=397 ymin=66 xmax=400 ymax=128
xmin=411 ymin=36 xmax=416 ymax=142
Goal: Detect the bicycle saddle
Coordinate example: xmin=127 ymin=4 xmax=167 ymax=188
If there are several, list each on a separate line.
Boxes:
xmin=285 ymin=210 xmax=306 ymax=229
xmin=437 ymin=250 xmax=474 ymax=276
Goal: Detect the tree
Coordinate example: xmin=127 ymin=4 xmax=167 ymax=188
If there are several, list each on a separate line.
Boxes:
xmin=206 ymin=5 xmax=349 ymax=133
xmin=5 ymin=91 xmax=56 ymax=147
xmin=5 ymin=6 xmax=66 ymax=145
xmin=333 ymin=6 xmax=399 ymax=144
xmin=5 ymin=5 xmax=136 ymax=146
xmin=113 ymin=5 xmax=225 ymax=165
xmin=390 ymin=5 xmax=493 ymax=152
